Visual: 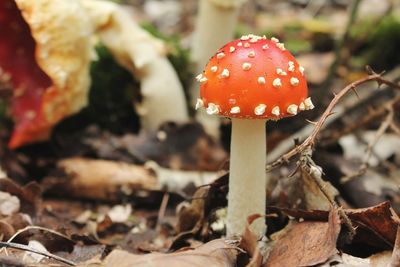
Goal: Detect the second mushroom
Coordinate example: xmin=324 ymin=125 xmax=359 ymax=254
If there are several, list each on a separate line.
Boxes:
xmin=196 ymin=34 xmax=314 ymax=237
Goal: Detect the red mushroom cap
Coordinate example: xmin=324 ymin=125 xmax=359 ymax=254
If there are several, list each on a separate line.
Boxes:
xmin=196 ymin=34 xmax=314 ymax=119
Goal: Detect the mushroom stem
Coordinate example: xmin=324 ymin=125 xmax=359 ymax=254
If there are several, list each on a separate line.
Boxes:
xmin=191 ymin=0 xmax=245 ymax=137
xmin=227 ymin=118 xmax=266 ymax=237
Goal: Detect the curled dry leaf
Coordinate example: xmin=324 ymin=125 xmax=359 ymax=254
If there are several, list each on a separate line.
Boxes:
xmin=0 ymin=178 xmax=41 ymax=216
xmin=82 ymin=239 xmax=238 ymax=267
xmin=240 ymin=214 xmax=264 ymax=267
xmin=266 ymin=207 xmax=341 ymax=267
xmin=0 ymin=0 xmax=92 ymax=148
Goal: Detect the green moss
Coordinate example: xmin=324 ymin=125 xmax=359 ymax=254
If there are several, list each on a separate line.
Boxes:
xmin=364 ymin=15 xmax=400 ymax=71
xmin=55 ymin=44 xmax=140 ymax=134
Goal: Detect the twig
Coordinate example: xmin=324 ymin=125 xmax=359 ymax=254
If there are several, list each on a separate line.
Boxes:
xmin=266 ymin=73 xmax=400 ymax=172
xmin=321 ymin=95 xmax=400 ymax=146
xmin=6 ymin=225 xmax=73 ymax=244
xmin=298 ymin=148 xmax=357 ymax=239
xmin=156 ymin=192 xmax=170 ymax=232
xmin=0 ymin=241 xmax=76 ymax=266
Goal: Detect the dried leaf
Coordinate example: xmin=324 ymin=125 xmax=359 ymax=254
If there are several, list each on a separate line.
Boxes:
xmin=80 ymin=239 xmax=238 ymax=267
xmin=240 ymin=214 xmax=263 ymax=267
xmin=0 ymin=178 xmax=41 ymax=215
xmin=347 ymin=201 xmax=400 ymax=249
xmin=266 ymin=208 xmax=341 ymax=267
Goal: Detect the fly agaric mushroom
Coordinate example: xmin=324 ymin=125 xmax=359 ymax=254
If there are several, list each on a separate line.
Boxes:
xmin=196 ymin=34 xmax=314 ymax=237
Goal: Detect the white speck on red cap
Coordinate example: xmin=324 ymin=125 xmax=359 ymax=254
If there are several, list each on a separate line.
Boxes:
xmin=221 ymin=68 xmax=230 ymax=78
xmin=262 ymin=44 xmax=269 ymax=50
xmin=229 ymin=46 xmax=236 ymax=53
xmin=299 ymin=66 xmax=305 ymax=76
xmin=271 ymin=37 xmax=279 ymax=43
xmin=242 ymin=62 xmax=252 ymax=71
xmin=288 ymin=61 xmax=295 ymax=72
xmin=199 ymin=77 xmax=208 ymax=83
xmin=257 ymin=77 xmax=266 ymax=84
xmin=299 ymin=102 xmax=306 ymax=111
xmin=304 ymin=97 xmax=314 ymax=110
xmin=230 ymin=106 xmax=240 ymax=114
xmin=290 ymin=77 xmax=299 ymax=86
xmin=254 ymin=104 xmax=267 ymax=115
xmin=272 ymin=106 xmax=280 ymax=116
xmin=217 ymin=52 xmax=225 ymax=59
xmin=276 ymin=68 xmax=287 ymax=76
xmin=195 ymin=98 xmax=204 ymax=110
xmin=195 ymin=73 xmax=203 ymax=82
xmin=210 ymin=66 xmax=218 ymax=73
xmin=237 ymin=42 xmax=243 ymax=47
xmin=273 ymin=78 xmax=282 ymax=88
xmin=287 ymin=104 xmax=298 ymax=115
xmin=248 ymin=51 xmax=255 ymax=58
xmin=206 ymin=103 xmax=220 ymax=115
xmin=276 ymin=42 xmax=286 ymax=51
xmin=244 ymin=42 xmax=250 ymax=48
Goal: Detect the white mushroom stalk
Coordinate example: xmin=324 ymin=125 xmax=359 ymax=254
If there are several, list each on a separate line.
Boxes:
xmin=192 ymin=0 xmax=247 ymax=137
xmin=228 ymin=118 xmax=266 ymax=236
xmin=81 ymin=0 xmax=188 ymax=131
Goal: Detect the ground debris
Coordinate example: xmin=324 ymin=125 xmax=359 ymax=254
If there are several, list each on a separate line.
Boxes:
xmin=265 ymin=207 xmax=341 ymax=267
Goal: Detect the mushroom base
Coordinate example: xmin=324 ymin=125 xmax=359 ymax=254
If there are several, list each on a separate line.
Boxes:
xmin=227 ymin=118 xmax=266 ymax=237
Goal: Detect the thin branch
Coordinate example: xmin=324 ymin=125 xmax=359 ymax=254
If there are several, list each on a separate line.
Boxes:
xmin=266 ymin=73 xmax=400 ymax=172
xmin=298 ymin=148 xmax=357 ymax=239
xmin=6 ymin=226 xmax=73 ymax=244
xmin=0 ymin=241 xmax=76 ymax=266
xmin=321 ymin=95 xmax=400 ymax=146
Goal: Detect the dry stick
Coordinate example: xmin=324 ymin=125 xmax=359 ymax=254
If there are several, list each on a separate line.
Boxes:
xmin=6 ymin=225 xmax=73 ymax=244
xmin=340 ymin=104 xmax=394 ymax=183
xmin=156 ymin=192 xmax=170 ymax=232
xmin=268 ymin=67 xmax=400 ymax=162
xmin=0 ymin=241 xmax=76 ymax=266
xmin=321 ymin=95 xmax=400 ymax=146
xmin=299 ymin=148 xmax=357 ymax=239
xmin=266 ymin=73 xmax=400 ymax=172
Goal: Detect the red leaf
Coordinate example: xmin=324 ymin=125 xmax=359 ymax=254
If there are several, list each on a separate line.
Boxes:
xmin=0 ymin=0 xmax=53 ymax=148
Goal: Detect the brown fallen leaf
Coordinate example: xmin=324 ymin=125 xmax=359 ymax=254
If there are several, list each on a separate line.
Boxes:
xmin=0 ymin=178 xmax=42 ymax=216
xmin=389 ymin=226 xmax=400 ymax=267
xmin=240 ymin=214 xmax=264 ymax=267
xmin=266 ymin=207 xmax=341 ymax=267
xmin=347 ymin=201 xmax=400 ymax=249
xmin=80 ymin=238 xmax=238 ymax=267
xmin=268 ymin=201 xmax=400 ymax=250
